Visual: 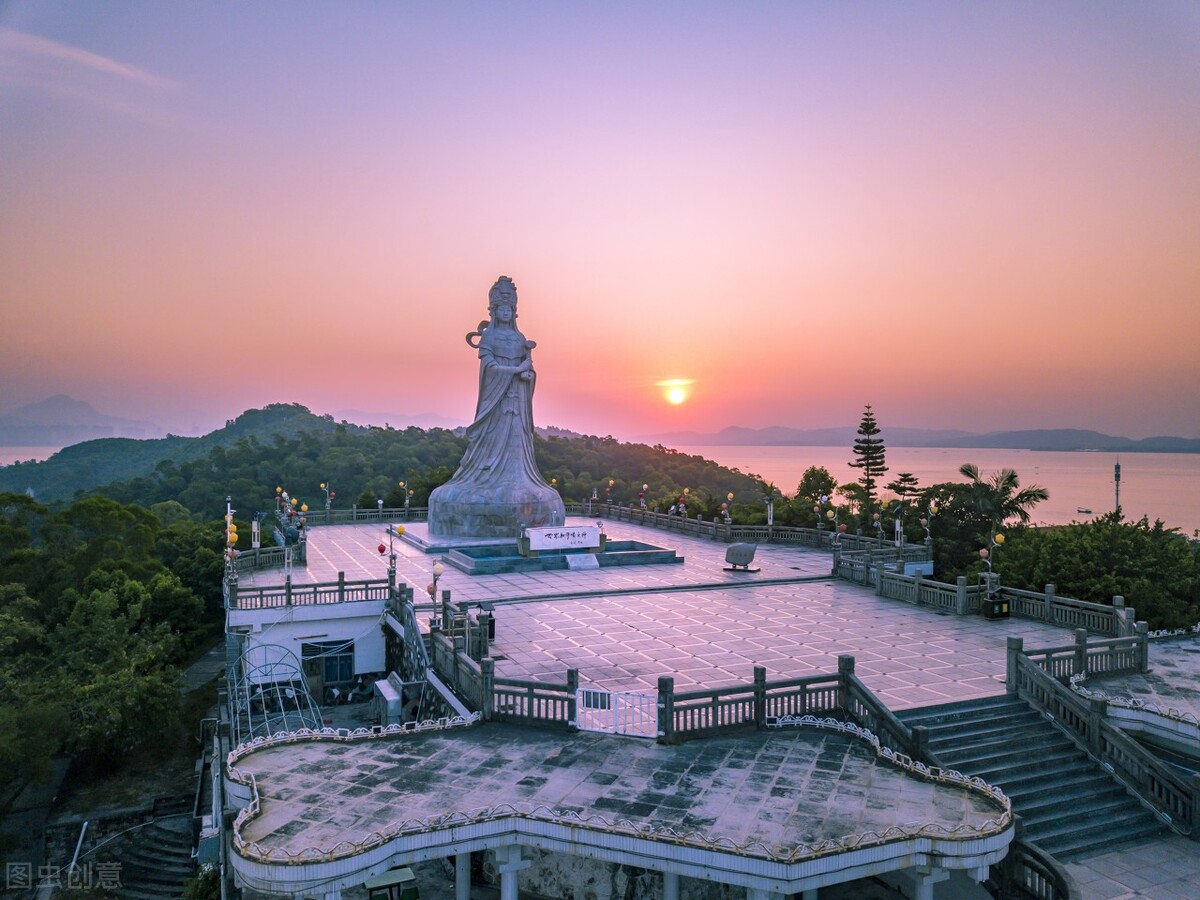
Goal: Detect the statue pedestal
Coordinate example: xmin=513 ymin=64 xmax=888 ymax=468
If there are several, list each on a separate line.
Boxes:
xmin=428 ymin=481 xmax=564 ymax=538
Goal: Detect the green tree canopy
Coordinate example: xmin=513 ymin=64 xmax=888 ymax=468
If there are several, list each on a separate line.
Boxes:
xmin=998 ymin=512 xmax=1199 ymax=630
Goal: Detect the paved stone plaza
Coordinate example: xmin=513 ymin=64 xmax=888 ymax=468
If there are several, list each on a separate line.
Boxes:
xmin=234 ymin=520 xmax=1200 ymax=898
xmin=244 ymin=520 xmax=1073 ymax=710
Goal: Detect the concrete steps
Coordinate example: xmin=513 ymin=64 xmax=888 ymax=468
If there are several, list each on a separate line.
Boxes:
xmin=107 ymin=815 xmax=195 ymax=899
xmin=897 ymin=695 xmax=1167 ymax=861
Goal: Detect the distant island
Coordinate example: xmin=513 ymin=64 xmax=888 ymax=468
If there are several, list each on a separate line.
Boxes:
xmin=644 ymin=425 xmax=1200 ymax=454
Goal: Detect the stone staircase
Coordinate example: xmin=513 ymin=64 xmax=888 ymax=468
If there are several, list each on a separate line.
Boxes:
xmin=108 ymin=811 xmax=195 ymax=899
xmin=895 ymin=694 xmax=1168 ymax=861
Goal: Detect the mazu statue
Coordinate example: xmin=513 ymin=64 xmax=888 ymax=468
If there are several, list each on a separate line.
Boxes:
xmin=427 ymin=276 xmax=565 ymax=537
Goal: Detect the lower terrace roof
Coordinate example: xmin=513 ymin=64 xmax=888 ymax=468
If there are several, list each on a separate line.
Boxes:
xmin=229 ymin=720 xmax=1011 ymax=896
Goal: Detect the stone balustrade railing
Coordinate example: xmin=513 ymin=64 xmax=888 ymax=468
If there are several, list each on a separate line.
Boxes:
xmin=231 ymin=543 xmax=307 ymax=573
xmin=1015 ymin=629 xmax=1149 ymax=681
xmin=1008 ymin=647 xmax=1198 ymax=837
xmin=226 ymin=573 xmax=390 ymax=610
xmin=870 ymin=566 xmax=1138 ymax=637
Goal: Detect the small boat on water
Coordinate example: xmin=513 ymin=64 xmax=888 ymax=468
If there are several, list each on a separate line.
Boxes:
xmin=1077 ymin=507 xmax=1093 ymax=514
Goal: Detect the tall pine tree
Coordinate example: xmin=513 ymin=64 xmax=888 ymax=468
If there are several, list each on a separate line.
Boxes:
xmin=849 ymin=404 xmax=888 ymax=510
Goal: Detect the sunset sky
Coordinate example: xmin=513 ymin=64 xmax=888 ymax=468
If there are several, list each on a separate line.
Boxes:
xmin=2 ymin=2 xmax=1198 ymax=441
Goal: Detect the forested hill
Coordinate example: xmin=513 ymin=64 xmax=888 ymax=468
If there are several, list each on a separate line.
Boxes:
xmin=0 ymin=403 xmax=769 ymax=516
xmin=0 ymin=404 xmax=358 ymax=502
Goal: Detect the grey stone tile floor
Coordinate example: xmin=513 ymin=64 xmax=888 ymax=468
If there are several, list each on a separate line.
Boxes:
xmin=235 ymin=520 xmax=1200 ymax=898
xmin=1085 ymin=638 xmax=1200 ymax=721
xmin=235 ymin=722 xmax=1004 ymax=865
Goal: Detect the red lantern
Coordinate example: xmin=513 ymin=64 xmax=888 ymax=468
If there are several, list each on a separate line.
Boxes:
xmin=330 ymin=491 xmax=336 ymax=499
xmin=377 ymin=543 xmax=387 ymax=555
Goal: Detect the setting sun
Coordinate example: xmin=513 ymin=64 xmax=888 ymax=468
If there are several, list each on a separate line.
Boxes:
xmin=657 ymin=378 xmax=693 ymax=406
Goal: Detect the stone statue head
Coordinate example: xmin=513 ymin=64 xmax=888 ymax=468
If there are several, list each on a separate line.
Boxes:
xmin=488 ymin=276 xmax=518 ymax=318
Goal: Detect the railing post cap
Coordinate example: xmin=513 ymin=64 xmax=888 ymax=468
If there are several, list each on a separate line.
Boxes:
xmin=1007 ymin=636 xmax=1024 ymax=649
xmin=837 ymin=655 xmax=855 ymax=673
xmin=657 ymin=675 xmax=675 ymax=691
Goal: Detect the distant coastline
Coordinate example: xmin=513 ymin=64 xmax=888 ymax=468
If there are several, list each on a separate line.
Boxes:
xmin=675 ymin=444 xmax=1200 ymax=536
xmin=646 ymin=426 xmax=1200 ymax=455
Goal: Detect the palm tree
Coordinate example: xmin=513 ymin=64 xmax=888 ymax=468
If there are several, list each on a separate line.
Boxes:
xmin=958 ymin=463 xmax=1049 ymax=526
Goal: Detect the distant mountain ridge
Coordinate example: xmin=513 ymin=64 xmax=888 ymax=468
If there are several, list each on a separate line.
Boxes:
xmin=0 ymin=403 xmax=359 ymax=502
xmin=646 ymin=425 xmax=1200 ymax=453
xmin=0 ymin=395 xmax=162 ymax=445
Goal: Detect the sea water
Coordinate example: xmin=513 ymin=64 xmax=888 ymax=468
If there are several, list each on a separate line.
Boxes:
xmin=677 ymin=445 xmax=1200 ymax=536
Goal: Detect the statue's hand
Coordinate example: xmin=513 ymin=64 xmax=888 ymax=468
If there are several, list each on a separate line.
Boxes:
xmin=519 ymin=370 xmax=533 ymax=381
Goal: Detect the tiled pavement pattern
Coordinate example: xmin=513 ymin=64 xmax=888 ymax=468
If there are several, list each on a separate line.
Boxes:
xmin=1064 ymin=835 xmax=1200 ymax=900
xmin=243 ymin=520 xmax=1069 ymax=711
xmin=235 ymin=723 xmax=1003 ymax=860
xmin=485 ymin=580 xmax=1068 ymax=710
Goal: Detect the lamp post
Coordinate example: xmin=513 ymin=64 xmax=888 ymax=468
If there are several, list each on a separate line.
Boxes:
xmin=377 ymin=529 xmax=397 ymax=584
xmin=980 ymin=532 xmax=1005 ymax=575
xmin=920 ymin=503 xmax=938 ymax=548
xmin=820 ymin=501 xmax=845 ymax=544
xmin=980 ymin=532 xmax=1007 ymax=618
xmin=884 ymin=499 xmax=904 ymax=548
xmin=722 ymin=492 xmax=733 ymax=524
xmin=429 ymin=561 xmax=445 ymax=609
xmin=872 ymin=510 xmax=885 ymax=543
xmin=376 ymin=497 xmax=383 ymax=520
xmin=224 ymin=496 xmax=238 ymax=577
xmin=606 ymin=479 xmax=614 ymax=506
xmin=639 ymin=483 xmax=647 ymax=510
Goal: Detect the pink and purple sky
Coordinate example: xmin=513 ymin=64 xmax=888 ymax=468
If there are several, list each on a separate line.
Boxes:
xmin=2 ymin=2 xmax=1198 ymax=440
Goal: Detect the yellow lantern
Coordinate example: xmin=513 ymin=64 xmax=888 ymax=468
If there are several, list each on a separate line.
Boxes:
xmin=994 ymin=533 xmax=1005 ymax=545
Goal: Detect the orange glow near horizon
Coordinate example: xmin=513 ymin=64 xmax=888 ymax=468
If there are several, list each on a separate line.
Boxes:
xmin=0 ymin=6 xmax=1198 ymax=440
